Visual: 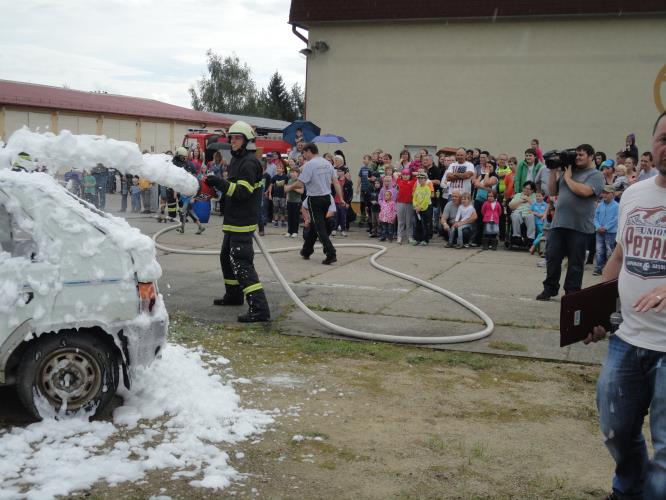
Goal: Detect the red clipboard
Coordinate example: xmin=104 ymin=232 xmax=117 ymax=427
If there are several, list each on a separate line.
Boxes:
xmin=559 ymin=279 xmax=619 ymax=347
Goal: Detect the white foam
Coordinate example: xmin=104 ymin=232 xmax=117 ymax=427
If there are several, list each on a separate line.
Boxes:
xmin=0 ymin=344 xmax=273 ymax=499
xmin=0 ymin=128 xmax=198 ymax=196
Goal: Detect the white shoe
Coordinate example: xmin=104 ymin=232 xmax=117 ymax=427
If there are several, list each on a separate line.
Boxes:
xmin=408 ymin=238 xmax=416 ymax=244
xmin=341 ymin=231 xmax=348 ymax=237
xmin=290 ymin=233 xmax=298 ymax=238
xmin=331 ymin=230 xmax=337 ymax=236
xmin=284 ymin=232 xmax=291 ymax=237
xmin=396 ymin=237 xmax=402 ymax=244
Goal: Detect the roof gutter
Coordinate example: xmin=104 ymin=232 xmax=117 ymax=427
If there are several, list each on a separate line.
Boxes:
xmin=289 ymin=10 xmax=666 ymax=27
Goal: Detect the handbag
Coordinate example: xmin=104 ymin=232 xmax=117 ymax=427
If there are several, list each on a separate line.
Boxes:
xmin=475 ymin=188 xmax=488 ymax=202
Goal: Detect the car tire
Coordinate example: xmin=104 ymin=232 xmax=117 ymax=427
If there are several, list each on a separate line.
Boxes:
xmin=16 ymin=331 xmax=119 ymax=420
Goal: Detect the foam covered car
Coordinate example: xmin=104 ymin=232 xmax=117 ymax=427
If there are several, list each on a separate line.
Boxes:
xmin=0 ymin=170 xmax=167 ymax=418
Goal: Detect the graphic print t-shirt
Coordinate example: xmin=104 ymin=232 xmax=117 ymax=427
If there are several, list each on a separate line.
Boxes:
xmin=615 ymin=178 xmax=666 ymax=352
xmin=271 ymin=174 xmax=289 ymax=198
xmin=446 ymin=162 xmax=475 ymax=193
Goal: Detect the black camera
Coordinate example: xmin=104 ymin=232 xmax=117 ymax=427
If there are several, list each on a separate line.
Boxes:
xmin=544 ymin=149 xmax=577 ymax=170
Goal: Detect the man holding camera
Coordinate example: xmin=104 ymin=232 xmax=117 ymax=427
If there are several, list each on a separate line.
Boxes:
xmin=536 ymin=144 xmax=604 ymax=301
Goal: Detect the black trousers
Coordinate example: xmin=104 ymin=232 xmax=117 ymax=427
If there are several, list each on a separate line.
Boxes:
xmin=302 ymin=195 xmax=336 ymax=258
xmin=220 ymin=231 xmax=268 ymax=311
xmin=473 ymin=200 xmax=485 ymax=245
xmin=287 ymin=201 xmax=301 ymax=234
xmin=543 ymin=228 xmax=588 ymax=295
xmin=414 ymin=206 xmax=433 ymax=243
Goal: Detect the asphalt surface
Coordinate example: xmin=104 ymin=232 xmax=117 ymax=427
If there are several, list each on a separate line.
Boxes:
xmin=109 ymin=193 xmax=608 ymax=364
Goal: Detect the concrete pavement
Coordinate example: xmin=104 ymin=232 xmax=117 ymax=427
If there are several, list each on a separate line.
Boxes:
xmin=104 ymin=193 xmax=608 ymax=364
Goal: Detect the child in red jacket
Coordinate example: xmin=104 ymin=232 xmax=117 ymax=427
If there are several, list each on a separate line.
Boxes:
xmin=481 ymin=191 xmax=502 ymax=250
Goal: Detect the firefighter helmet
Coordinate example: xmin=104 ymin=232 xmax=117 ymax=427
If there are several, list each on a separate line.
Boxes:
xmin=175 ymin=146 xmax=188 ymax=157
xmin=227 ymin=121 xmax=256 ymax=141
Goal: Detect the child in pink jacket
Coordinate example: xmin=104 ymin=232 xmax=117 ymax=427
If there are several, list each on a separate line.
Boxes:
xmin=480 ymin=191 xmax=502 ymax=250
xmin=378 ymin=190 xmax=397 ymax=242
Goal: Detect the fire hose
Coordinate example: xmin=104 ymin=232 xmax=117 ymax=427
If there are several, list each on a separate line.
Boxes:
xmin=152 ymin=225 xmax=494 ymax=344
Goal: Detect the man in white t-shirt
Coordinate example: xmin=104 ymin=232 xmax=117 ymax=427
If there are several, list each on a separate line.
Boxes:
xmin=445 ymin=148 xmax=475 ymax=194
xmin=585 ymin=111 xmax=666 ymax=499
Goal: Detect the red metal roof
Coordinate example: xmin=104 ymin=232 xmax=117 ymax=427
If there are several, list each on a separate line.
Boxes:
xmin=290 ymin=0 xmax=666 ymax=26
xmin=0 ymin=79 xmax=232 ymax=127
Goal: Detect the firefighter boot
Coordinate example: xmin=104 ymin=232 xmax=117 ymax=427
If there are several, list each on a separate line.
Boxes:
xmin=238 ymin=290 xmax=270 ymax=323
xmin=213 ymin=285 xmax=244 ymax=306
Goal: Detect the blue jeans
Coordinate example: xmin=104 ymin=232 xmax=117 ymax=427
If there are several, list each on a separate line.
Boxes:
xmin=597 ymin=335 xmax=666 ymax=499
xmin=595 ymin=232 xmax=617 ymax=273
xmin=449 ymin=223 xmax=472 ymax=245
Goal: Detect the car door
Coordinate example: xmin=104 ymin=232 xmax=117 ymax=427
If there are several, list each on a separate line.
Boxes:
xmin=0 ymin=195 xmax=59 ymax=348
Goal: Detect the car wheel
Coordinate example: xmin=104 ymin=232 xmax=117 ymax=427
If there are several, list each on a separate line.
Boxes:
xmin=16 ymin=331 xmax=119 ymax=420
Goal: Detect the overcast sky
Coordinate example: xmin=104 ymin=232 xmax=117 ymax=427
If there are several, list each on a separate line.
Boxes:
xmin=0 ymin=0 xmax=306 ymax=109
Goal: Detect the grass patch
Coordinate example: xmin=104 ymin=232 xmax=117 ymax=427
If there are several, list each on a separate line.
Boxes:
xmin=487 ymin=340 xmax=528 ymax=352
xmin=318 ymin=460 xmax=337 ymax=470
xmin=424 ymin=435 xmax=447 ymax=455
xmin=406 ymin=351 xmax=500 ymax=371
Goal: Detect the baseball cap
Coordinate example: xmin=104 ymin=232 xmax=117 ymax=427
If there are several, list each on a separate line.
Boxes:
xmin=416 ymin=171 xmax=427 ymax=179
xmin=601 ymin=160 xmax=615 ymax=169
xmin=603 ymin=185 xmax=615 ymax=193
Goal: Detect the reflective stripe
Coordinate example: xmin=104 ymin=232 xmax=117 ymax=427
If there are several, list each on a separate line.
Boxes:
xmin=237 ymin=180 xmax=254 ymax=193
xmin=223 ymin=224 xmax=257 ymax=232
xmin=226 ymin=182 xmax=237 ymax=197
xmin=224 ymin=279 xmax=240 ymax=286
xmin=243 ymin=283 xmax=263 ymax=295
xmin=254 ymin=181 xmax=262 ymax=188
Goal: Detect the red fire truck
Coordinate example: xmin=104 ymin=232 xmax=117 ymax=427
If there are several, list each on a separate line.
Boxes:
xmin=183 ymin=129 xmax=291 ymax=163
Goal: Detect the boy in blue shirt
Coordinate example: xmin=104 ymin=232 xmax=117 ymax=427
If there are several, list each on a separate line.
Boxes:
xmin=593 ymin=185 xmax=619 ymax=275
xmin=529 ymin=191 xmax=548 ymax=255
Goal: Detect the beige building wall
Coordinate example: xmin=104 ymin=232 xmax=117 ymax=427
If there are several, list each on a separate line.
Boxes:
xmin=1 ymin=107 xmax=210 ymax=154
xmin=305 ymin=16 xmax=666 ymax=174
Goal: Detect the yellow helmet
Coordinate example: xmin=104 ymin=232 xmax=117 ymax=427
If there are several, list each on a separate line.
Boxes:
xmin=227 ymin=121 xmax=255 ymax=141
xmin=175 ymin=146 xmax=188 ymax=157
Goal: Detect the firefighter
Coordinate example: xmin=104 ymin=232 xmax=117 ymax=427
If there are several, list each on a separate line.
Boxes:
xmin=12 ymin=152 xmax=33 ymax=172
xmin=204 ymin=121 xmax=270 ymax=323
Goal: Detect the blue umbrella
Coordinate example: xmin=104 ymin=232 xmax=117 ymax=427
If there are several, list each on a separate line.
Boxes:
xmin=282 ymin=120 xmax=321 ymax=146
xmin=311 ymin=134 xmax=347 ymax=144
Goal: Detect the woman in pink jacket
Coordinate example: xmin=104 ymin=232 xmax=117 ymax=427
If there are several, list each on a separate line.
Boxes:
xmin=480 ymin=191 xmax=502 ymax=250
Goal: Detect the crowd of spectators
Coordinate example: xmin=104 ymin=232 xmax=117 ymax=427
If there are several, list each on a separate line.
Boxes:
xmin=91 ymin=132 xmax=652 ymax=286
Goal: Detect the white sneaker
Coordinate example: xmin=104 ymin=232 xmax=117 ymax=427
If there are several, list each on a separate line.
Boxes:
xmin=408 ymin=238 xmax=416 ymax=244
xmin=290 ymin=233 xmax=298 ymax=238
xmin=341 ymin=231 xmax=348 ymax=237
xmin=331 ymin=230 xmax=337 ymax=236
xmin=284 ymin=232 xmax=291 ymax=237
xmin=396 ymin=237 xmax=402 ymax=244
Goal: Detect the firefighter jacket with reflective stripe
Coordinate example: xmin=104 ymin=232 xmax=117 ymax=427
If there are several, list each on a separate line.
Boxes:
xmin=223 ymin=149 xmax=262 ymax=232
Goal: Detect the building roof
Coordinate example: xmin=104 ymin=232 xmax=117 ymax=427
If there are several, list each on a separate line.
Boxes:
xmin=0 ymin=79 xmax=233 ymax=127
xmin=290 ymin=0 xmax=666 ymax=26
xmin=212 ymin=113 xmax=290 ymax=133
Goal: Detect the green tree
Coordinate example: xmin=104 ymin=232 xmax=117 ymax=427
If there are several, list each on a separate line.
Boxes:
xmin=290 ymin=83 xmax=305 ymax=120
xmin=189 ymin=51 xmax=259 ymax=114
xmin=262 ymin=71 xmax=296 ymax=121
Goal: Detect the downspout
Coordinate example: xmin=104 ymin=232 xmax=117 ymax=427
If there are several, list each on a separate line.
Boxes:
xmin=291 ymin=24 xmax=309 ymax=119
xmin=291 ymin=24 xmax=308 ymax=45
